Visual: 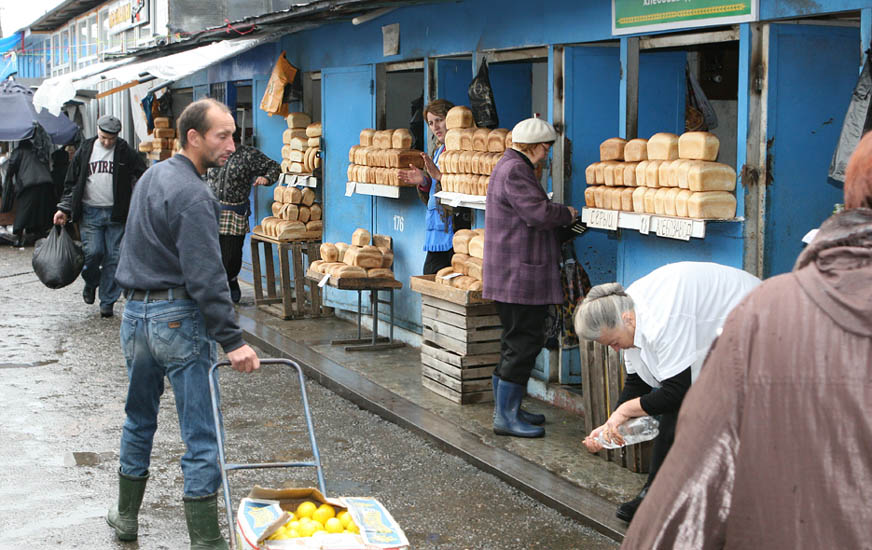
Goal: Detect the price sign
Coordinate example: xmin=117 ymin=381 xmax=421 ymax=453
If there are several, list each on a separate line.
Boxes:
xmin=586 ymin=208 xmax=619 ymax=231
xmin=655 ymin=217 xmax=693 ymax=241
xmin=440 ymin=272 xmax=462 ymax=280
xmin=449 ymin=195 xmax=463 ymax=207
xmin=639 ymin=214 xmax=651 ymax=235
xmin=345 ymin=182 xmax=356 ymax=197
xmin=318 ymin=273 xmax=331 ymax=287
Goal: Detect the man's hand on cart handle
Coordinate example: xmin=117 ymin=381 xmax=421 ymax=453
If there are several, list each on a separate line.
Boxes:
xmin=227 ymin=344 xmax=260 ymax=373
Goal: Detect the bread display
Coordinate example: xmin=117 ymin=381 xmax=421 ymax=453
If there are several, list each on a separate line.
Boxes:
xmin=624 ymin=139 xmax=648 ymax=162
xmin=346 ymin=127 xmax=425 ymax=187
xmin=678 ymin=131 xmax=719 ymax=161
xmin=446 ymin=106 xmax=474 ymax=130
xmin=468 ymin=235 xmax=484 ymax=259
xmin=306 ymin=121 xmax=322 ymax=138
xmin=311 ymin=230 xmax=397 ymax=281
xmin=452 ymin=229 xmax=475 ymax=254
xmin=487 ymin=129 xmax=509 ymax=152
xmin=647 ymin=132 xmax=680 ymax=160
xmin=435 ymin=230 xmax=486 ymax=291
xmin=280 ymin=113 xmax=321 ymax=175
xmin=286 ymin=112 xmax=312 ymax=129
xmin=142 ymin=117 xmax=178 ymax=160
xmin=686 ymin=191 xmax=737 ymax=219
xmin=600 ymin=138 xmax=627 ymax=161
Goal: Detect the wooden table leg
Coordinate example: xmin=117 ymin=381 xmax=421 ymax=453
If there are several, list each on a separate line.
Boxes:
xmin=251 ymin=238 xmax=263 ymax=303
xmin=264 ymin=242 xmax=276 ymax=299
xmin=291 ymin=242 xmax=305 ymax=318
xmin=307 ymin=242 xmax=322 ymax=316
xmin=279 ymin=243 xmax=293 ymax=319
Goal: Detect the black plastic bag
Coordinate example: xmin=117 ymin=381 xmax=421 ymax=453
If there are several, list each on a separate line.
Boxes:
xmin=830 ymin=50 xmax=872 ymax=183
xmin=544 ymin=242 xmax=592 ymax=350
xmin=32 ymin=225 xmax=84 ymax=289
xmin=468 ymin=59 xmax=499 ymax=129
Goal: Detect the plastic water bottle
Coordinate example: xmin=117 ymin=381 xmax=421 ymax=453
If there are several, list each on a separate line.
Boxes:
xmin=595 ymin=416 xmax=660 ymax=449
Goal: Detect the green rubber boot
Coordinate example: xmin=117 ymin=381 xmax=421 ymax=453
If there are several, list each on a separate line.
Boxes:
xmin=184 ymin=492 xmax=229 ymax=550
xmin=106 ymin=469 xmax=149 ymax=541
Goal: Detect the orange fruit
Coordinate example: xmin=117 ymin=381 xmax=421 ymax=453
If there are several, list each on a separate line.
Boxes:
xmin=312 ymin=503 xmax=335 ymax=525
xmin=295 ymin=501 xmax=317 ymax=519
xmin=325 ymin=517 xmax=344 ymax=533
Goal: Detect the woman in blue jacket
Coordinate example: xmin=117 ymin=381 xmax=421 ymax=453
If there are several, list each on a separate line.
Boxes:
xmin=399 ymin=99 xmax=469 ymax=274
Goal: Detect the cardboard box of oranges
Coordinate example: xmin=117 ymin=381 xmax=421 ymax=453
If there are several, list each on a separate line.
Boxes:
xmin=236 ymin=486 xmax=409 ymax=550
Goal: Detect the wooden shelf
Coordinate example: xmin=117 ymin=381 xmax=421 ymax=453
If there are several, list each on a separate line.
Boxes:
xmin=581 ymin=207 xmax=742 ymax=241
xmin=345 ymin=181 xmax=415 ymax=199
xmin=434 ymin=191 xmax=486 ymax=210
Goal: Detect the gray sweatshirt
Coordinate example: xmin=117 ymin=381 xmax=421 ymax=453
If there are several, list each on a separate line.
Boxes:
xmin=115 ymin=154 xmax=244 ymax=353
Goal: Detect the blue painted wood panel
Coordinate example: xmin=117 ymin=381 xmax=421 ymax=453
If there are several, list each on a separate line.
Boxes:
xmin=436 ymin=58 xmax=472 ymax=108
xmin=764 ymin=24 xmax=859 ymax=277
xmin=321 ymin=65 xmax=375 ymax=310
xmin=489 ymin=62 xmax=533 ymax=130
xmin=638 ymin=51 xmax=686 ymax=139
xmin=564 ymin=46 xmax=621 ymax=287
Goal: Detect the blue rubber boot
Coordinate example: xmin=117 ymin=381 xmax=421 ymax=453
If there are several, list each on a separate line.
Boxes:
xmin=492 ymin=375 xmax=545 ymax=426
xmin=493 ymin=380 xmax=545 ymax=438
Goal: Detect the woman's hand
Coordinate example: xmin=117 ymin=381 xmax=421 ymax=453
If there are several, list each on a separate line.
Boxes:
xmin=421 ymin=152 xmax=441 ymax=181
xmin=254 ymin=176 xmax=270 ymax=186
xmin=398 ymin=165 xmax=427 ymax=187
xmin=583 ymin=423 xmax=608 ymax=453
xmin=582 ymin=408 xmax=632 ymax=452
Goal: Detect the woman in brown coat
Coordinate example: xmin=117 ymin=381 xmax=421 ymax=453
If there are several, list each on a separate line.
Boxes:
xmin=621 ymin=133 xmax=872 ymax=549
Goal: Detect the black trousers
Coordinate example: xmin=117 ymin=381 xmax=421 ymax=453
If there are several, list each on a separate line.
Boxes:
xmin=494 ymin=301 xmax=548 ymax=386
xmin=422 ymin=250 xmax=453 ymax=275
xmin=219 ymin=234 xmax=246 ymax=283
xmin=646 ymin=410 xmax=678 ymax=485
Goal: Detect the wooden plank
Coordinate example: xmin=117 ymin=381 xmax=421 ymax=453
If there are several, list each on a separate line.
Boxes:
xmin=306 ymin=241 xmax=323 ymax=316
xmin=606 ymin=347 xmax=623 ymax=467
xmin=422 ymin=365 xmax=492 ymax=393
xmin=421 ymin=304 xmax=501 ymax=330
xmin=420 ymin=342 xmax=500 ymax=368
xmin=421 ymin=376 xmax=494 ymax=404
xmin=410 ymin=275 xmax=489 ymax=305
xmin=291 ymin=242 xmax=306 ymax=317
xmin=591 ymin=342 xmax=608 ymax=461
xmin=264 ymin=242 xmax=277 ymax=299
xmin=421 ymin=316 xmax=502 ymax=343
xmin=580 ymin=341 xmax=595 ymax=437
xmin=251 ymin=229 xmax=323 ymax=242
xmin=306 ymin=269 xmax=402 ymax=290
xmin=422 ymin=328 xmax=500 ymax=356
xmin=279 ymin=243 xmax=294 ymax=319
xmin=421 ymin=354 xmax=495 ymax=381
xmin=420 ymin=293 xmax=496 ymax=316
xmin=251 ymin=239 xmax=264 ymax=302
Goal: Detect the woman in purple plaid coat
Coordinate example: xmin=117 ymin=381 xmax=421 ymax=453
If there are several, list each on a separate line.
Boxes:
xmin=483 ymin=117 xmax=578 ymax=438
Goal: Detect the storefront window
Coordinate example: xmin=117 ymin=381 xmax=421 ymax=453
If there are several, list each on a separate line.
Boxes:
xmin=89 ymin=14 xmax=98 ymax=57
xmin=50 ymin=33 xmax=59 ymax=72
xmin=78 ymin=19 xmax=88 ymax=60
xmin=61 ymin=27 xmax=70 ymax=66
xmin=137 ymin=23 xmax=152 ymax=45
xmin=98 ymin=8 xmax=109 ymax=55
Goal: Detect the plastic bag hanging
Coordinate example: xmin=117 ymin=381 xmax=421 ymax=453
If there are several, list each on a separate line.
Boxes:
xmin=468 ymin=59 xmax=499 ymax=129
xmin=32 ymin=225 xmax=84 ymax=289
xmin=829 ymin=50 xmax=872 ymax=183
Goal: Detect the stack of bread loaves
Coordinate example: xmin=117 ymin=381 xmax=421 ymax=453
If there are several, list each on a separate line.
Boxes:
xmin=347 ymin=128 xmax=426 ymax=186
xmin=583 ymin=132 xmax=737 ymax=219
xmin=280 ymin=113 xmax=322 ymax=175
xmin=438 ymin=106 xmax=510 ymax=197
xmin=431 ymin=228 xmax=485 ymax=290
xmin=138 ymin=117 xmax=176 ymax=161
xmin=309 ymin=228 xmax=396 ymax=280
xmin=256 ymin=184 xmax=323 ymax=240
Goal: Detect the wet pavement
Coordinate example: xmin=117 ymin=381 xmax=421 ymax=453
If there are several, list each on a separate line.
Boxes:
xmin=0 ymin=243 xmax=621 ymax=549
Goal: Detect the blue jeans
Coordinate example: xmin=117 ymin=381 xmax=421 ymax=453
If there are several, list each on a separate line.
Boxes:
xmin=80 ymin=205 xmax=124 ymax=307
xmin=119 ymin=296 xmax=222 ymax=498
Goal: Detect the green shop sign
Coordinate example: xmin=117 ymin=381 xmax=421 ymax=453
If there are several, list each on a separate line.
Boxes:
xmin=612 ymin=0 xmax=758 ymax=35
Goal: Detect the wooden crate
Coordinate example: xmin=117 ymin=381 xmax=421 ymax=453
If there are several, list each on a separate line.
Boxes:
xmin=414 ymin=282 xmax=501 ymax=404
xmin=250 ymin=235 xmax=332 ymax=320
xmin=579 ymin=340 xmax=652 ymax=473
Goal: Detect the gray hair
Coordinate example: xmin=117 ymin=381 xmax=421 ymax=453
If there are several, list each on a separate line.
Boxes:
xmin=573 ymin=283 xmax=635 ymax=341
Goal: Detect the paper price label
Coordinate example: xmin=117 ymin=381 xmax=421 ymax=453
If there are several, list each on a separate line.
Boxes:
xmin=440 ymin=272 xmax=463 ymax=280
xmin=345 ymin=182 xmax=356 ymax=197
xmin=655 ymin=217 xmax=693 ymax=241
xmin=318 ymin=273 xmax=331 ymax=287
xmin=639 ymin=214 xmax=651 ymax=235
xmin=586 ymin=208 xmax=619 ymax=231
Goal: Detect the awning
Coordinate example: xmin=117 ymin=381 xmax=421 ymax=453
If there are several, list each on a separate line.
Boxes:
xmin=34 ymin=34 xmax=278 ymax=115
xmin=0 ymin=32 xmax=22 ymax=55
xmin=33 ymin=57 xmax=139 ymax=115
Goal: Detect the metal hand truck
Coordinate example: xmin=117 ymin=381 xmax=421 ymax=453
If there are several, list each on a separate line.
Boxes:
xmin=209 ymin=358 xmax=326 ymax=550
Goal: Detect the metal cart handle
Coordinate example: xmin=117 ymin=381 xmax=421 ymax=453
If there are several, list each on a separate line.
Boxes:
xmin=208 ymin=358 xmax=327 ymax=549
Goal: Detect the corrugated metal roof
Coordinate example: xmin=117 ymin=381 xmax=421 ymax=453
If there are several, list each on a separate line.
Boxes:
xmin=28 ymin=0 xmax=106 ymax=33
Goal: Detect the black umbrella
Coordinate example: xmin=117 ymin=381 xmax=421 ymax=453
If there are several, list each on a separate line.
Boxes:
xmin=0 ymin=80 xmax=79 ymax=145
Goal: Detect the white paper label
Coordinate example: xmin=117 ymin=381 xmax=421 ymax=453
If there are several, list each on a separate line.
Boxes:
xmin=449 ymin=195 xmax=463 ymax=207
xmin=639 ymin=214 xmax=651 ymax=235
xmin=655 ymin=217 xmax=693 ymax=241
xmin=586 ymin=208 xmax=619 ymax=231
xmin=440 ymin=272 xmax=462 ymax=280
xmin=318 ymin=273 xmax=331 ymax=287
xmin=345 ymin=182 xmax=356 ymax=197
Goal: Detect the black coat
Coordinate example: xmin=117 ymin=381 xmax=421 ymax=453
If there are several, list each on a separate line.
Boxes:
xmin=57 ymin=136 xmax=146 ymax=223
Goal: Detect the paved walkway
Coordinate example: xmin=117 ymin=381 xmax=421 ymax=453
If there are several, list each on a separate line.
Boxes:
xmin=237 ymin=299 xmax=647 ymax=543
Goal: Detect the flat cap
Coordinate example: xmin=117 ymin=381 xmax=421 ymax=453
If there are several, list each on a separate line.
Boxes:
xmin=511 ymin=116 xmax=557 ymax=144
xmin=97 ymin=115 xmax=121 ymax=134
